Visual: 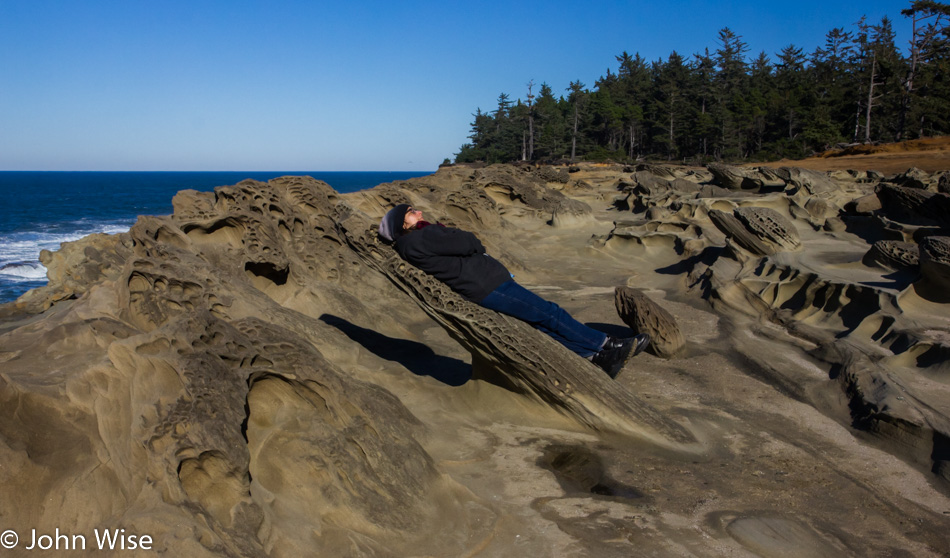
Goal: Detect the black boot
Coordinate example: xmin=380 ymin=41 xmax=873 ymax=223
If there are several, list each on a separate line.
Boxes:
xmin=631 ymin=333 xmax=650 ymax=356
xmin=591 ymin=334 xmax=650 ymax=378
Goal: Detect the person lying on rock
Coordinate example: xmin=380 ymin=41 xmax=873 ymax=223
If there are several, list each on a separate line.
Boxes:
xmin=378 ymin=203 xmax=650 ymax=378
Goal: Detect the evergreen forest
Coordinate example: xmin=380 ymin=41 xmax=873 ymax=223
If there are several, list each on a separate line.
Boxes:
xmin=454 ymin=1 xmax=950 ymax=165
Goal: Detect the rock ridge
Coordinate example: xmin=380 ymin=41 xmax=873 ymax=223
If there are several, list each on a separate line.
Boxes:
xmin=2 ymin=162 xmax=949 ymax=556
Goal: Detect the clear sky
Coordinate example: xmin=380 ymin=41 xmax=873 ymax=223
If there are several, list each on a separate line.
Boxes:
xmin=0 ymin=0 xmax=913 ymax=171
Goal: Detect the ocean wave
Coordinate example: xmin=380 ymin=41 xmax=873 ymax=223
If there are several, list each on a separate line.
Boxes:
xmin=0 ymin=222 xmax=132 ymax=261
xmin=0 ymin=262 xmax=47 ymax=280
xmin=0 ymin=221 xmax=131 ymax=290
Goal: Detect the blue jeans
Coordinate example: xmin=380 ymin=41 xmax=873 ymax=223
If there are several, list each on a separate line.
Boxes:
xmin=479 ymin=280 xmax=607 ymax=358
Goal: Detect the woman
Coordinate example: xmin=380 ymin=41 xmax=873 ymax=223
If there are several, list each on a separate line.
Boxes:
xmin=378 ymin=203 xmax=649 ymax=378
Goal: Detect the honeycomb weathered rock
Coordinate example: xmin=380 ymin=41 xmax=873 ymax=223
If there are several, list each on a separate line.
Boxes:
xmin=708 ymin=206 xmax=801 ymax=256
xmin=335 ymin=204 xmax=698 ymax=448
xmin=734 ymin=206 xmax=802 ymax=252
xmin=707 ymin=163 xmax=754 ymax=189
xmin=862 ymin=240 xmax=919 ymax=271
xmin=918 ymin=236 xmax=950 ymax=301
xmin=709 ymin=209 xmax=775 ymax=256
xmin=614 ymin=286 xmax=685 ymax=358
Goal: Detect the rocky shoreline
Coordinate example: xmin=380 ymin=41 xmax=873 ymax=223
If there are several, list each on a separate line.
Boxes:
xmin=1 ymin=162 xmax=948 ymax=556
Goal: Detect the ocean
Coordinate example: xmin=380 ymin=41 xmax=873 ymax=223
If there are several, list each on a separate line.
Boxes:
xmin=0 ymin=171 xmax=431 ymax=304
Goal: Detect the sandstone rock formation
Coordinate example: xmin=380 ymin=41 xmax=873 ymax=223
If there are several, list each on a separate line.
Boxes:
xmin=470 ymin=166 xmax=590 ymax=217
xmin=733 ymin=206 xmax=802 ymax=251
xmin=1 ymin=176 xmax=498 ymax=557
xmin=335 ymin=203 xmax=697 ymax=448
xmin=707 ymin=162 xmax=774 ymax=190
xmin=708 ymin=206 xmax=801 ymax=256
xmin=768 ymin=166 xmax=840 ymax=196
xmin=890 ymin=166 xmax=931 ymax=189
xmin=876 ymin=183 xmax=950 ymax=229
xmin=536 ymin=165 xmax=571 ymax=184
xmin=844 ymin=192 xmax=883 ymax=214
xmin=2 ymin=162 xmax=949 ymax=556
xmin=862 ymin=239 xmax=920 ymax=271
xmin=613 ymin=286 xmax=685 ymax=358
xmin=918 ymin=235 xmax=950 ymax=302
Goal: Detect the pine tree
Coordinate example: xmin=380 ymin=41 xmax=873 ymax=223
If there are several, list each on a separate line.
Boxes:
xmin=452 ymin=4 xmax=948 ymax=165
xmin=852 ymin=17 xmax=879 ymax=142
xmin=810 ymin=28 xmax=854 ymax=148
xmin=615 ymin=51 xmax=651 ymax=159
xmin=649 ymin=52 xmax=692 ymax=159
xmin=566 ymin=81 xmax=589 ymax=161
xmin=872 ymin=17 xmax=908 ymax=140
xmin=524 ymin=80 xmax=536 ymax=161
xmin=533 ymin=83 xmax=566 ymax=160
xmin=853 ymin=16 xmax=906 ymax=142
xmin=491 ymin=93 xmax=522 ymax=161
xmin=775 ymin=45 xmax=807 ymax=141
xmin=454 ymin=108 xmax=494 ymax=163
xmin=591 ymin=70 xmax=626 ymax=157
xmin=692 ymin=49 xmax=717 ymax=159
xmin=714 ymin=28 xmax=750 ymax=158
xmin=901 ymin=0 xmax=950 ymax=137
xmin=747 ymin=51 xmax=773 ymax=156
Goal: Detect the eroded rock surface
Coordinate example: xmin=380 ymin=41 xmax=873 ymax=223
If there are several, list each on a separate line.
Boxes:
xmin=844 ymin=192 xmax=883 ymax=214
xmin=471 ymin=165 xmax=591 ymax=217
xmin=614 ymin=286 xmax=685 ymax=358
xmin=770 ymin=166 xmax=840 ymax=196
xmin=706 ymin=163 xmax=784 ymax=190
xmin=890 ymin=166 xmax=931 ymax=189
xmin=877 ymin=183 xmax=950 ymax=229
xmin=708 ymin=206 xmax=801 ymax=256
xmin=2 ymin=163 xmax=949 ymax=557
xmin=335 ymin=204 xmax=697 ymax=448
xmin=733 ymin=206 xmax=801 ymax=252
xmin=918 ymin=236 xmax=950 ymax=302
xmin=0 ymin=176 xmax=494 ymax=557
xmin=862 ymin=240 xmax=920 ymax=271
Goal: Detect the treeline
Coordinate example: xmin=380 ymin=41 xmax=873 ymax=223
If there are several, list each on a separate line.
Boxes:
xmin=454 ymin=1 xmax=950 ymax=165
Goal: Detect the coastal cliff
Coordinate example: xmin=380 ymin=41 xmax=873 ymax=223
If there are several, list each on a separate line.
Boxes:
xmin=1 ymin=163 xmax=949 ymax=556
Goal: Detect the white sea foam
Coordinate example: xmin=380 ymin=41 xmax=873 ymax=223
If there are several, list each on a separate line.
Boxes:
xmin=0 ymin=262 xmax=47 ymax=280
xmin=0 ymin=222 xmax=132 ymax=284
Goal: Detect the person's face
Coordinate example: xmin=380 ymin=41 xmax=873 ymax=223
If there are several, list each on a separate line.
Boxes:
xmin=403 ymin=207 xmax=423 ymax=230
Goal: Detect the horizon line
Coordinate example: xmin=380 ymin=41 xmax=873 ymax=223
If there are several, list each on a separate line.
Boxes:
xmin=0 ymin=169 xmax=436 ymax=173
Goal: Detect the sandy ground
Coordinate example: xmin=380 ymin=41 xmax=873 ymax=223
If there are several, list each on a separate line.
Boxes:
xmin=749 ymin=136 xmax=950 ymax=174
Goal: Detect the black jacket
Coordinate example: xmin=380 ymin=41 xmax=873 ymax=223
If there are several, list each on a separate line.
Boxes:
xmin=394 ymin=225 xmax=512 ymax=302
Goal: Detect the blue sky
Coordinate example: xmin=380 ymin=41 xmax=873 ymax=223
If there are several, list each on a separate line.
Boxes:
xmin=0 ymin=1 xmax=912 ymax=171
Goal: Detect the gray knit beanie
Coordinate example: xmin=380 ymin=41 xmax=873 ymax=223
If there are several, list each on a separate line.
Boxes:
xmin=378 ymin=204 xmax=411 ymax=243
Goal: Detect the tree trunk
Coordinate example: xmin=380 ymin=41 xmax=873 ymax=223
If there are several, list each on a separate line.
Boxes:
xmin=528 ymin=114 xmax=534 ymax=161
xmin=702 ymin=98 xmax=708 ymax=157
xmin=853 ymin=103 xmax=862 ymax=143
xmin=628 ymin=124 xmax=634 ymax=159
xmin=668 ymin=108 xmax=674 ymax=161
xmin=900 ymin=10 xmax=922 ymax=141
xmin=571 ymin=108 xmax=579 ymax=161
xmin=865 ymin=56 xmax=877 ymax=144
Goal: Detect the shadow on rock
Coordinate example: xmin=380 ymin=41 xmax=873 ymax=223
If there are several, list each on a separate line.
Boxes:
xmin=538 ymin=444 xmax=646 ymax=500
xmin=586 ymin=322 xmax=636 ymax=339
xmin=319 ymin=314 xmax=472 ymax=386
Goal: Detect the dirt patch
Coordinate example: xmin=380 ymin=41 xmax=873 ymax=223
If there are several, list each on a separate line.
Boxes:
xmin=748 ymin=136 xmax=950 ymax=174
